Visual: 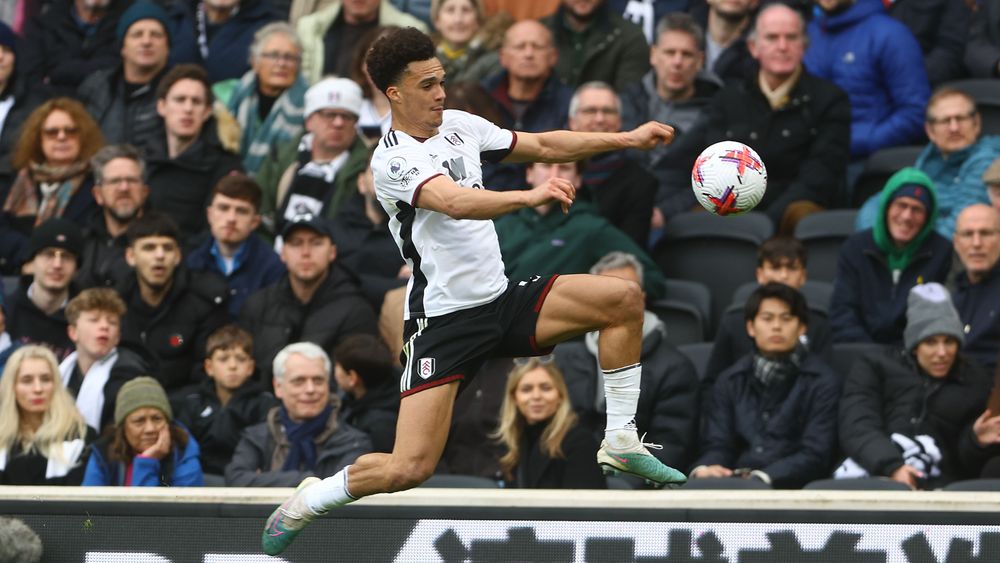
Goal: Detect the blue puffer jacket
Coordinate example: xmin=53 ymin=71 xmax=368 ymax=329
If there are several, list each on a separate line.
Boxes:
xmin=805 ymin=0 xmax=930 ymax=158
xmin=82 ymin=428 xmax=204 ymax=487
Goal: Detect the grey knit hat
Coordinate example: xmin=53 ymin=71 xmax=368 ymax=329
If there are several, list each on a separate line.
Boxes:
xmin=114 ymin=376 xmax=172 ymax=426
xmin=904 ymin=283 xmax=965 ymax=351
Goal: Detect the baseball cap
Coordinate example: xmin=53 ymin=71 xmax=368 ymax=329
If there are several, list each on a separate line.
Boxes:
xmin=280 ymin=213 xmax=334 ymax=241
xmin=304 ymin=78 xmax=363 ymax=120
xmin=28 ymin=218 xmax=83 ymax=260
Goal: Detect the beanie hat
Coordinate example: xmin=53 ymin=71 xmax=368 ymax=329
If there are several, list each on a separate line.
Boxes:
xmin=889 ymin=183 xmax=933 ymax=213
xmin=114 ymin=376 xmax=172 ymax=426
xmin=28 ymin=217 xmax=83 ymax=260
xmin=116 ymin=1 xmax=171 ymax=45
xmin=304 ymin=77 xmax=363 ymax=119
xmin=903 ymin=283 xmax=965 ymax=351
xmin=0 ymin=21 xmax=16 ymax=53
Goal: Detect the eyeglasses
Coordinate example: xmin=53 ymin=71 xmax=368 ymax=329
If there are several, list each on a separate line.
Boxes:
xmin=926 ymin=111 xmax=977 ymax=127
xmin=41 ymin=126 xmax=80 ymax=139
xmin=259 ymin=51 xmax=301 ymax=64
xmin=313 ymin=109 xmax=358 ymax=123
xmin=955 ymin=228 xmax=1000 ymax=241
xmin=513 ymin=354 xmax=555 ymax=366
xmin=577 ymin=106 xmax=619 ymax=117
xmin=102 ymin=176 xmax=142 ymax=187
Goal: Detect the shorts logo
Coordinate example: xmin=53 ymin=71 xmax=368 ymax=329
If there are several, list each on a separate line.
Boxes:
xmin=418 ymin=358 xmax=436 ymax=380
xmin=387 ymin=157 xmax=407 ymax=180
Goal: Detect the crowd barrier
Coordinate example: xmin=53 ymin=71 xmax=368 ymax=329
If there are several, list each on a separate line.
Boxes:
xmin=2 ymin=487 xmax=1000 ymax=562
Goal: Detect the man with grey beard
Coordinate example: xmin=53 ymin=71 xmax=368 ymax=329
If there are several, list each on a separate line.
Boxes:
xmin=76 ymin=144 xmax=150 ymax=289
xmin=20 ymin=0 xmax=127 ymax=98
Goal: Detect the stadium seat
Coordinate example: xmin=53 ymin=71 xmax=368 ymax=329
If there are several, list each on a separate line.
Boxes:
xmin=794 ymin=209 xmax=858 ymax=284
xmin=942 ymin=479 xmax=1000 ymax=492
xmin=852 ymin=145 xmax=924 ymax=207
xmin=681 ymin=477 xmax=772 ymax=490
xmin=653 ymin=211 xmax=773 ymax=333
xmin=649 ymin=299 xmax=705 ymax=345
xmin=664 ymin=278 xmax=712 ymax=329
xmin=420 ymin=474 xmax=500 ymax=488
xmin=828 ymin=342 xmax=891 ymax=379
xmin=803 ymin=477 xmax=911 ymax=491
xmin=730 ymin=280 xmax=834 ymax=313
xmin=946 ymin=79 xmax=1000 ymax=136
xmin=677 ymin=342 xmax=713 ymax=381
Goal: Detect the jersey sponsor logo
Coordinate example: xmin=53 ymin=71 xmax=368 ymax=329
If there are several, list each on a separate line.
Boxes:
xmin=443 ymin=157 xmax=468 ymax=182
xmin=418 ymin=358 xmax=436 ymax=379
xmin=388 ymin=157 xmax=407 ymax=180
xmin=445 ymin=132 xmax=464 ymax=146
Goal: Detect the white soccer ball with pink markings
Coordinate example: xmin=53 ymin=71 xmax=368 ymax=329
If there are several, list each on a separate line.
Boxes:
xmin=691 ymin=141 xmax=768 ymax=216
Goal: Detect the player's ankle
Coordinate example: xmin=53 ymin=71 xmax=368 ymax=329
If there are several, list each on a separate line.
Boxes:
xmin=605 ymin=427 xmax=639 ymax=449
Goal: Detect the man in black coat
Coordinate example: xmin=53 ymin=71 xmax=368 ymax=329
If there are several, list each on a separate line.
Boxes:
xmin=332 ymin=334 xmax=399 ymax=454
xmin=692 ymin=283 xmax=840 ymax=489
xmin=240 ymin=215 xmax=378 ymax=385
xmin=19 ymin=0 xmax=127 ymax=98
xmin=838 ymin=283 xmax=1000 ymax=489
xmin=888 ymin=0 xmax=969 ymax=86
xmin=553 ymin=252 xmax=699 ymax=477
xmin=952 ymin=205 xmax=1000 ymax=373
xmin=697 ymin=2 xmax=851 ymax=233
xmin=117 ymin=212 xmax=229 ymax=393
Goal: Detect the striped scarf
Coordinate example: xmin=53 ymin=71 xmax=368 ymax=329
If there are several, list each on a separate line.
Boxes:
xmin=227 ymin=70 xmax=309 ymax=176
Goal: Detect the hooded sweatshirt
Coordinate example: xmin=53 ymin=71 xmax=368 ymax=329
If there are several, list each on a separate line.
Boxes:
xmin=872 ymin=167 xmax=938 ymax=275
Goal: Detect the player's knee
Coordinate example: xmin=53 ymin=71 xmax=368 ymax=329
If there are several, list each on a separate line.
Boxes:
xmin=611 ymin=280 xmax=645 ymax=324
xmin=385 ymin=459 xmax=435 ymax=491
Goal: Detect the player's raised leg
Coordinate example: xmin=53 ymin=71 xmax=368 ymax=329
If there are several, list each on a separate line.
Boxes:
xmin=262 ymin=382 xmax=459 ymax=555
xmin=535 ymin=274 xmax=687 ymax=487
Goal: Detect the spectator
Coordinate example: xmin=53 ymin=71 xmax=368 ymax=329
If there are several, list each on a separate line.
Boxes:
xmin=296 ymin=0 xmax=428 ymax=84
xmin=952 ymin=205 xmax=1000 ymax=373
xmin=705 ymin=237 xmax=833 ymax=388
xmin=620 ymin=13 xmax=720 ymax=226
xmin=0 ymin=293 xmax=17 ymax=373
xmin=225 ymin=342 xmax=372 ymax=486
xmin=332 ymin=334 xmax=399 ymax=453
xmin=965 ymin=0 xmax=1000 ymax=79
xmin=493 ymin=161 xmax=667 ymax=300
xmin=240 ymin=215 xmax=378 ymax=383
xmin=225 ymin=22 xmax=309 ymax=176
xmin=76 ymin=145 xmax=149 ymax=290
xmin=688 ymin=0 xmax=757 ymax=83
xmin=612 ymin=0 xmax=692 ymax=44
xmin=0 ymin=20 xmax=41 ymax=191
xmin=888 ymin=0 xmax=969 ymax=87
xmin=430 ymin=0 xmax=500 ymax=83
xmin=553 ymin=252 xmax=699 ymax=476
xmin=117 ymin=213 xmax=229 ymax=393
xmin=6 ymin=219 xmax=83 ymax=360
xmin=59 ymin=288 xmax=150 ymax=432
xmin=83 ymin=376 xmax=204 ymax=486
xmin=349 ymin=25 xmax=396 ymax=143
xmin=146 ymin=64 xmax=243 ymax=240
xmin=837 ymin=283 xmax=1000 ymax=489
xmin=568 ymin=81 xmax=656 ymax=246
xmin=988 ymin=158 xmax=1000 ymax=212
xmin=0 ymin=517 xmax=42 ymax=563
xmin=857 ymin=88 xmax=1000 ymax=239
xmin=187 ymin=174 xmax=286 ymax=318
xmin=701 ymin=2 xmax=850 ymax=233
xmin=166 ymin=0 xmax=280 ymax=84
xmin=0 ymin=345 xmax=95 ymax=485
xmin=481 ymin=20 xmax=572 ymax=189
xmin=540 ymin=0 xmax=649 ymax=91
xmin=804 ymin=0 xmax=930 ymax=161
xmin=256 ymin=77 xmax=369 ymax=236
xmin=78 ymin=1 xmax=172 ymax=158
xmin=330 ymin=153 xmax=407 ymax=314
xmin=173 ymin=325 xmax=277 ymax=479
xmin=19 ymin=0 xmax=126 ymax=98
xmin=691 ymin=283 xmax=840 ymax=489
xmin=493 ymin=357 xmax=606 ymax=488
xmin=2 ymin=98 xmax=104 ymax=239
xmin=831 ymin=168 xmax=953 ymax=345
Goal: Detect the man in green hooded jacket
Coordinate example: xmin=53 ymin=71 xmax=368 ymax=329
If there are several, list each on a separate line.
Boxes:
xmin=830 ymin=167 xmax=953 ymax=345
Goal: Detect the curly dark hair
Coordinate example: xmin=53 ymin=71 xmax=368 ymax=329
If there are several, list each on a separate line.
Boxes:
xmin=366 ymin=27 xmax=437 ymax=94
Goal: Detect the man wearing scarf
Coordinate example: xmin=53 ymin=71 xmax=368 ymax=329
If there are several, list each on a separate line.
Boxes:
xmin=691 ymin=282 xmax=841 ymax=489
xmin=224 ymin=341 xmax=372 ymax=486
xmin=831 ymin=167 xmax=953 ymax=345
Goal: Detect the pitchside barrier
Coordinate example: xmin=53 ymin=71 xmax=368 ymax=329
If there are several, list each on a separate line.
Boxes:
xmin=2 ymin=487 xmax=1000 ymax=562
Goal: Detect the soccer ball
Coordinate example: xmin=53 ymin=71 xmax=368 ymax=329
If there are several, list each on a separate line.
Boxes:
xmin=691 ymin=141 xmax=768 ymax=216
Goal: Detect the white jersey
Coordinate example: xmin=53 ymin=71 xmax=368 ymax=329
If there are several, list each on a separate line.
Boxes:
xmin=372 ymin=110 xmax=517 ymax=320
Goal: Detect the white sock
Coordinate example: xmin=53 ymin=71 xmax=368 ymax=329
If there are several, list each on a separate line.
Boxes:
xmin=603 ymin=363 xmax=641 ymax=447
xmin=304 ymin=466 xmax=357 ymax=515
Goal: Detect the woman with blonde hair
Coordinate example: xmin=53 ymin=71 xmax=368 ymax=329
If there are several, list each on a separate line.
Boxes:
xmin=494 ymin=357 xmax=605 ymax=488
xmin=0 ymin=345 xmax=95 ymax=485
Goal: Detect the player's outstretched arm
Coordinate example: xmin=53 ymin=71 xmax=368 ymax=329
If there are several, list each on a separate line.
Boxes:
xmin=504 ymin=121 xmax=675 ymax=164
xmin=418 ymin=174 xmax=576 ymax=220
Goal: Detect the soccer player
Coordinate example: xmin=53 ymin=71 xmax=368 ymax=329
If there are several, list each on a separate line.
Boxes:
xmin=262 ymin=27 xmax=685 ymax=555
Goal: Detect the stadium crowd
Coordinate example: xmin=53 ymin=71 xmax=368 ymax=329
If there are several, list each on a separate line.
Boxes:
xmin=0 ymin=0 xmax=999 ymax=491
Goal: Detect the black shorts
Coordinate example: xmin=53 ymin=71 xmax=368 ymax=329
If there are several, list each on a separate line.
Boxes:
xmin=399 ymin=274 xmax=559 ymax=397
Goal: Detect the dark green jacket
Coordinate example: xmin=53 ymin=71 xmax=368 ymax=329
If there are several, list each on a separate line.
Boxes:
xmin=494 ymin=202 xmax=665 ymax=300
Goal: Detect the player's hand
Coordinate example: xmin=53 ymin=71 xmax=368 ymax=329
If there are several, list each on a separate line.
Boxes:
xmin=527 ymin=177 xmax=576 ymax=213
xmin=974 ymin=409 xmax=1000 ymax=446
xmin=889 ymin=464 xmax=923 ymax=490
xmin=627 ymin=121 xmax=674 ymax=150
xmin=141 ymin=425 xmax=172 ymax=460
xmin=691 ymin=465 xmax=733 ymax=479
